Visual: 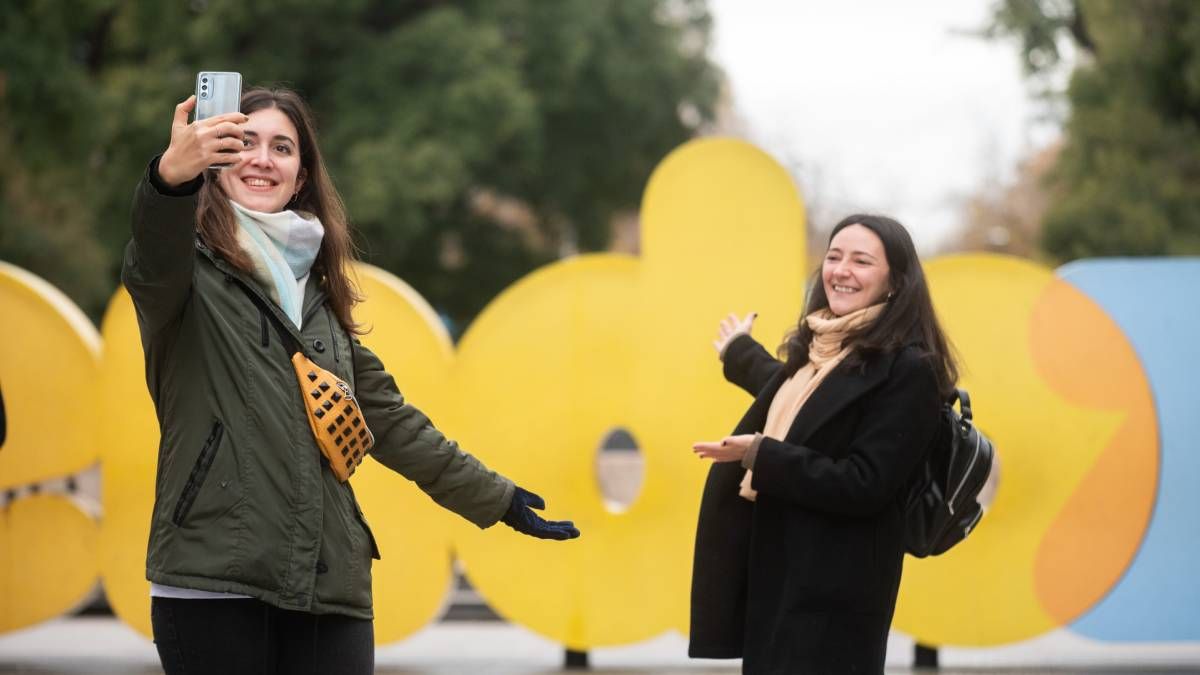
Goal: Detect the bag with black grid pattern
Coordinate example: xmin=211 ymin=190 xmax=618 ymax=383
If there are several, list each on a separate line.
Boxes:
xmin=233 ymin=280 xmax=374 ymax=482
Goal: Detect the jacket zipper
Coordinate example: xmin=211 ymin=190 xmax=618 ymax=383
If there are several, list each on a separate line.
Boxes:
xmin=172 ymin=420 xmax=226 ymax=526
xmin=199 ymin=244 xmax=326 ymax=351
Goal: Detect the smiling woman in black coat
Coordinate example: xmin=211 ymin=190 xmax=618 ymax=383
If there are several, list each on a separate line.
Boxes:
xmin=688 ymin=215 xmax=958 ymax=674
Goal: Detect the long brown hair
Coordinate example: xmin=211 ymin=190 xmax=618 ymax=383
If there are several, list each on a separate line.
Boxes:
xmin=780 ymin=214 xmax=958 ymax=399
xmin=195 ymin=87 xmax=364 ymax=334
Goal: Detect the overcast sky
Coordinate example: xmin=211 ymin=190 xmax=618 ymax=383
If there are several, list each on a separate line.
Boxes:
xmin=707 ymin=0 xmax=1069 ymax=252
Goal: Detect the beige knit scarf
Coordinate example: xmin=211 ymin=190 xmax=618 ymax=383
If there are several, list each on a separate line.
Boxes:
xmin=739 ymin=303 xmax=884 ymax=501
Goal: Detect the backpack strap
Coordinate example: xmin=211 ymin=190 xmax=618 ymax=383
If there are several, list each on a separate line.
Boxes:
xmin=950 ymin=388 xmax=972 ymax=422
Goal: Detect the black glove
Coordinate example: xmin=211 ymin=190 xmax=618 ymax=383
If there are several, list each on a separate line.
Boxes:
xmin=500 ymin=486 xmax=580 ymax=541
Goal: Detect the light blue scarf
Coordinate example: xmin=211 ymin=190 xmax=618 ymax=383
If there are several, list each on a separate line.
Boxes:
xmin=231 ymin=200 xmax=324 ymax=327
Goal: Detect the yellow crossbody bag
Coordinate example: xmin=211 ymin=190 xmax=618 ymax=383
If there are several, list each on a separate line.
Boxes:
xmin=237 ymin=279 xmax=374 ymax=482
xmin=291 ymin=352 xmax=374 ymax=482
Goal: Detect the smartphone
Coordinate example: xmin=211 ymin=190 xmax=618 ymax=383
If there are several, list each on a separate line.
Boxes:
xmin=194 ymin=71 xmax=242 ymax=122
xmin=194 ymin=71 xmax=242 ymax=168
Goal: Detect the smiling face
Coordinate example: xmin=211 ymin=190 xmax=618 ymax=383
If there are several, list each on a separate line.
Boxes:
xmin=218 ymin=107 xmax=304 ymax=213
xmin=822 ymin=224 xmax=892 ymax=316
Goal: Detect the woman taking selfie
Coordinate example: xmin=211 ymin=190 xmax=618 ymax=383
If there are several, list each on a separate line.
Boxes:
xmin=123 ymin=87 xmax=578 ymax=674
xmin=688 ymin=215 xmax=957 ymax=673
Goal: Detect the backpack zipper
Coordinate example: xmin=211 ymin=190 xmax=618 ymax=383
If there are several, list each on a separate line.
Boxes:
xmin=962 ymin=507 xmax=984 ymax=537
xmin=947 ymin=431 xmax=982 ymax=513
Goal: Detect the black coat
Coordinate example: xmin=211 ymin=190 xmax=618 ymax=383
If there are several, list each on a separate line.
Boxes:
xmin=689 ymin=334 xmax=940 ymax=674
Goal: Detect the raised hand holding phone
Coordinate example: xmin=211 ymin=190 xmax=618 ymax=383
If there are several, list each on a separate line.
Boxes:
xmin=157 ymin=96 xmax=247 ymax=187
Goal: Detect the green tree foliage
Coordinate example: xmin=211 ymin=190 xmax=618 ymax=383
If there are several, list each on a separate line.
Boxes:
xmin=989 ymin=0 xmax=1200 ymax=260
xmin=0 ymin=0 xmax=720 ymax=330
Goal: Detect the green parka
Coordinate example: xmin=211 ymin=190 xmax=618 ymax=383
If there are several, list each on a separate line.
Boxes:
xmin=122 ymin=161 xmax=514 ymax=619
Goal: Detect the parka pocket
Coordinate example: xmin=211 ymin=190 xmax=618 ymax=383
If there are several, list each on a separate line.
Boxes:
xmin=343 ymin=483 xmax=381 ymax=560
xmin=353 ymin=505 xmax=381 ymax=560
xmin=171 ymin=420 xmax=226 ymax=526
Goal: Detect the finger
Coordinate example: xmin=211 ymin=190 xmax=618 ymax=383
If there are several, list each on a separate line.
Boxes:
xmin=526 ymin=516 xmax=570 ymax=541
xmin=692 ymin=441 xmax=721 ymax=452
xmin=206 ymin=145 xmax=241 ymax=164
xmin=202 ymin=111 xmax=251 ymax=127
xmin=514 ymin=486 xmax=533 ymax=504
xmin=550 ymin=522 xmax=580 ymax=539
xmin=518 ymin=520 xmax=556 ymax=540
xmin=546 ymin=522 xmax=579 ymax=540
xmin=746 ymin=312 xmax=758 ymax=326
xmin=713 ymin=339 xmax=723 ymax=352
xmin=217 ymin=137 xmax=247 ymax=154
xmin=521 ymin=489 xmax=546 ymax=511
xmin=173 ymin=96 xmax=196 ymax=127
xmin=207 ymin=120 xmax=247 ymax=139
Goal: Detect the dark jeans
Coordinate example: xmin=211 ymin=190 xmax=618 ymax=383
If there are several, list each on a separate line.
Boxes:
xmin=151 ymin=596 xmax=374 ymax=675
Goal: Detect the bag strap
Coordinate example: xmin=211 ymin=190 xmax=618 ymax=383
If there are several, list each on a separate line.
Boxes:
xmin=954 ymin=388 xmax=972 ymax=422
xmin=228 ymin=275 xmax=304 ymax=357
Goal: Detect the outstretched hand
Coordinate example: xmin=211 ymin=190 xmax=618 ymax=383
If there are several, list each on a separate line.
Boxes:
xmin=713 ymin=312 xmax=757 ymax=356
xmin=500 ymin=486 xmax=580 ymax=541
xmin=693 ymin=434 xmax=756 ymax=463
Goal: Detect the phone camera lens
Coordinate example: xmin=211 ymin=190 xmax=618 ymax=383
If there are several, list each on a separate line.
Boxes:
xmin=202 ymin=84 xmax=208 ymax=90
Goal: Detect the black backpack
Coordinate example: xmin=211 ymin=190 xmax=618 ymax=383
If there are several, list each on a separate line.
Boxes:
xmin=903 ymin=388 xmax=996 ymax=558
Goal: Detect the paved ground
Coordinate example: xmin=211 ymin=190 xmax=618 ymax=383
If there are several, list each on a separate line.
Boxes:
xmin=1 ymin=617 xmax=1199 ymax=674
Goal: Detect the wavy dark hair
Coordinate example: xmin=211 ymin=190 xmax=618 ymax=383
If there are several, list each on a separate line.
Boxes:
xmin=194 ymin=87 xmax=364 ymax=334
xmin=779 ymin=214 xmax=958 ymax=398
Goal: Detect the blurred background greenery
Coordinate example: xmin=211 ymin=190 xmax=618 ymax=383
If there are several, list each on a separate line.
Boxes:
xmin=2 ymin=0 xmax=1198 ymax=331
xmin=0 ymin=0 xmax=720 ymax=330
xmin=963 ymin=0 xmax=1200 ymax=261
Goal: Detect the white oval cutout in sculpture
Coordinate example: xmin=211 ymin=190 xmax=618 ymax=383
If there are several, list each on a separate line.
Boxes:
xmin=594 ymin=427 xmax=645 ymax=514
